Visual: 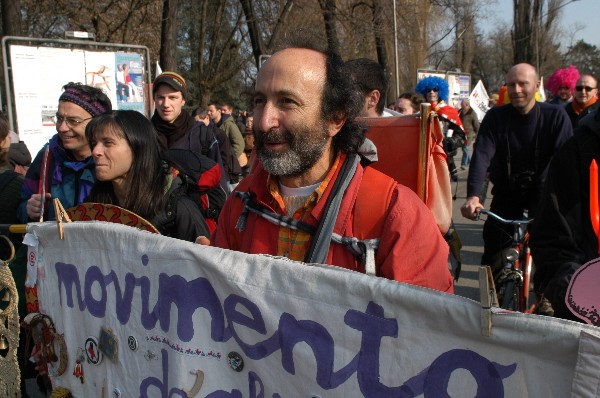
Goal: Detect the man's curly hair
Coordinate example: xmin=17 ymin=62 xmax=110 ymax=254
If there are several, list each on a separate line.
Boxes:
xmin=274 ymin=32 xmax=366 ymax=154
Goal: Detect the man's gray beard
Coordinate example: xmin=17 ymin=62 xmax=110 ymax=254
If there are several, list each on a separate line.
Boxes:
xmin=258 ymin=139 xmax=326 ymax=177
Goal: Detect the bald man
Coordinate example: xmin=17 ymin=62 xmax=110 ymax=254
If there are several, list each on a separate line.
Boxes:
xmin=460 ymin=63 xmax=572 ymax=299
xmin=565 ymin=74 xmax=600 ymax=128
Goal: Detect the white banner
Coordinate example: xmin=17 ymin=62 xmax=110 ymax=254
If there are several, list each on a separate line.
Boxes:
xmin=9 ymin=45 xmax=148 ymax=156
xmin=27 ymin=221 xmax=600 ymax=397
xmin=469 ymin=80 xmax=490 ymax=122
xmin=10 ymin=45 xmax=86 ymax=156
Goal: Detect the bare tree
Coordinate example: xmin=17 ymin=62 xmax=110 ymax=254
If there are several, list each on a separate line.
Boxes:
xmin=1 ymin=0 xmax=22 ymax=36
xmin=240 ymin=0 xmax=294 ymax=68
xmin=181 ymin=1 xmax=252 ymax=105
xmin=320 ymin=0 xmax=341 ymax=54
xmin=160 ymin=0 xmax=179 ymax=71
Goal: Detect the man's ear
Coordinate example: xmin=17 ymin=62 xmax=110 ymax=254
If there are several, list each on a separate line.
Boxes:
xmin=327 ymin=114 xmax=346 ymax=137
xmin=367 ymin=90 xmax=380 ymax=110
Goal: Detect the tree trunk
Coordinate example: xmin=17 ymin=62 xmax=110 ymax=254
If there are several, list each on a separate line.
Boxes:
xmin=240 ymin=0 xmax=264 ymax=68
xmin=159 ymin=0 xmax=179 ymax=72
xmin=1 ymin=0 xmax=23 ymax=36
xmin=320 ymin=0 xmax=340 ymax=54
xmin=372 ymin=0 xmax=390 ymax=102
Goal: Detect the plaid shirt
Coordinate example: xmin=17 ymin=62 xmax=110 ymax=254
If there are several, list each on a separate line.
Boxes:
xmin=268 ymin=154 xmax=342 ymax=261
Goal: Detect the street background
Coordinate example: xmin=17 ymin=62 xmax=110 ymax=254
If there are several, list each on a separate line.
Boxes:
xmin=452 ymin=165 xmax=487 ymax=302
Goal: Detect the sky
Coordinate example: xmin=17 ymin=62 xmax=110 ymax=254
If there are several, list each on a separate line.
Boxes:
xmin=484 ymin=0 xmax=600 ymax=48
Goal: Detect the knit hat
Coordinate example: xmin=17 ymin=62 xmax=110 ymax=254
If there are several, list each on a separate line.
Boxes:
xmin=59 ymin=83 xmax=111 ymax=117
xmin=153 ymin=71 xmax=188 ymax=100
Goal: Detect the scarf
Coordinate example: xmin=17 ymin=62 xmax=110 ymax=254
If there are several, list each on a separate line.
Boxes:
xmin=151 ymin=109 xmax=197 ymax=149
xmin=572 ymin=96 xmax=598 ymax=115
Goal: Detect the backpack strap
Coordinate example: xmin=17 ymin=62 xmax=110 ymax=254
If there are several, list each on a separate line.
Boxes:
xmin=352 ymin=167 xmax=397 ymax=275
xmin=304 ymin=153 xmax=359 ymax=264
xmin=233 ymin=161 xmax=397 ymax=275
xmin=199 ymin=124 xmax=217 ymax=157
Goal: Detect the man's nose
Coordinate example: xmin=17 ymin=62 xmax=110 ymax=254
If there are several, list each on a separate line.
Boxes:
xmin=56 ymin=119 xmax=69 ymax=132
xmin=257 ymin=102 xmax=279 ymax=132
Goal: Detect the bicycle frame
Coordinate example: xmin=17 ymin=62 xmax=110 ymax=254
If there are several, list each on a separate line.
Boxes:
xmin=476 ymin=209 xmax=533 ymax=313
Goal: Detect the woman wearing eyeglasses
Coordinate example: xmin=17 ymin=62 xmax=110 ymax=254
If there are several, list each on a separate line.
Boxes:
xmin=565 ymin=74 xmax=600 ymax=129
xmin=17 ymin=82 xmax=112 ymax=222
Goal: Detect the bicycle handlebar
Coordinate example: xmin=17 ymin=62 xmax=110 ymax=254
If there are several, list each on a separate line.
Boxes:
xmin=475 ymin=209 xmax=533 ymax=226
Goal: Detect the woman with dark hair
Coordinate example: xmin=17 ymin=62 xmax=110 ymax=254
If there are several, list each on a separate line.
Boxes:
xmin=86 ymin=110 xmax=209 ymax=242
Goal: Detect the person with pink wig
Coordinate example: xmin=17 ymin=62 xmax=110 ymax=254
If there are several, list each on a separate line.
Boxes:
xmin=546 ymin=65 xmax=580 ymax=106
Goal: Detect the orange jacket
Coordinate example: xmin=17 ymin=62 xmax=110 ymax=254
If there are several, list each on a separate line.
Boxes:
xmin=213 ymin=156 xmax=453 ymax=293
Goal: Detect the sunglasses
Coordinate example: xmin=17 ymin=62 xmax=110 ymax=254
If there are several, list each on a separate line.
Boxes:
xmin=575 ymin=85 xmax=597 ymax=92
xmin=427 ymin=88 xmax=439 ymax=92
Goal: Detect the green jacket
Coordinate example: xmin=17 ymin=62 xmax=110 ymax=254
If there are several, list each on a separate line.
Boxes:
xmin=220 ymin=116 xmax=245 ymax=158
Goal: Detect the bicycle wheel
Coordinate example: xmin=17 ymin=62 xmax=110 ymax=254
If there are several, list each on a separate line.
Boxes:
xmin=500 ymin=280 xmax=519 ymax=311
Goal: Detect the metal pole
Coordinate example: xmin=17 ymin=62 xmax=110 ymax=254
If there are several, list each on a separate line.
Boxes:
xmin=393 ymin=0 xmax=399 ymax=98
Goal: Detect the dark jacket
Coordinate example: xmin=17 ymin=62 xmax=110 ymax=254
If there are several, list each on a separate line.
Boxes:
xmin=151 ymin=175 xmax=210 ymax=242
xmin=213 ymin=126 xmax=242 ymax=183
xmin=168 ymin=121 xmax=230 ymax=194
xmin=0 ymin=166 xmax=25 ymax=247
xmin=565 ymin=100 xmax=600 ymax=129
xmin=17 ymin=134 xmax=95 ymax=222
xmin=530 ymin=110 xmax=600 ymax=322
xmin=467 ymin=102 xmax=573 ymax=203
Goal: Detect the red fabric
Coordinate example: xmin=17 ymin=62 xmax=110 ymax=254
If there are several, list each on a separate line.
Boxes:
xmin=364 ymin=115 xmax=452 ymax=234
xmin=431 ymin=102 xmax=465 ymax=132
xmin=213 ymin=157 xmax=453 ymax=293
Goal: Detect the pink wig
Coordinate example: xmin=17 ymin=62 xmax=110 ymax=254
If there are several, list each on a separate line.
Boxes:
xmin=546 ymin=65 xmax=580 ymax=95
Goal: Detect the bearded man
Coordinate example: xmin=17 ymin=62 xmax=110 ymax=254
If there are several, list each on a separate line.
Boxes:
xmin=209 ymin=36 xmax=453 ymax=292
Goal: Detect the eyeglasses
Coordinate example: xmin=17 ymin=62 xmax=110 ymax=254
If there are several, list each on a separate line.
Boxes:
xmin=427 ymin=88 xmax=439 ymax=92
xmin=575 ymin=85 xmax=597 ymax=92
xmin=54 ymin=114 xmax=93 ymax=128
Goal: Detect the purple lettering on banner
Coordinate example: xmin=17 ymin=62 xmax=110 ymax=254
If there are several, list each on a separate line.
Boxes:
xmin=423 ymin=350 xmax=516 ymax=397
xmin=401 ymin=349 xmax=517 ymax=397
xmin=56 ymin=261 xmax=518 ymax=396
xmin=84 ymin=266 xmax=107 ymax=317
xmin=139 ymin=349 xmax=187 ymax=398
xmin=279 ymin=313 xmax=359 ymax=389
xmin=225 ymin=294 xmax=279 ymax=359
xmin=56 ymin=262 xmax=86 ymax=310
xmin=56 ymin=262 xmax=231 ymax=342
xmin=248 ymin=371 xmax=264 ymax=398
xmin=345 ymin=301 xmax=399 ymax=396
xmin=157 ymin=273 xmax=230 ymax=342
xmin=113 ymin=273 xmax=137 ymax=324
xmin=204 ymin=390 xmax=244 ymax=398
xmin=140 ymin=273 xmax=158 ymax=329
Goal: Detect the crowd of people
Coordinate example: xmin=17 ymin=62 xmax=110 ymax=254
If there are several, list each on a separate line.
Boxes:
xmin=2 ymin=32 xmax=600 ymax=395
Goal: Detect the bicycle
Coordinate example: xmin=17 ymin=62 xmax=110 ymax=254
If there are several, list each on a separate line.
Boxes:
xmin=475 ymin=209 xmax=534 ymax=313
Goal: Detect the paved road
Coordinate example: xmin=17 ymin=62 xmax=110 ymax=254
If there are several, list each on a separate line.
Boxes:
xmin=451 ymin=165 xmax=487 ymax=302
